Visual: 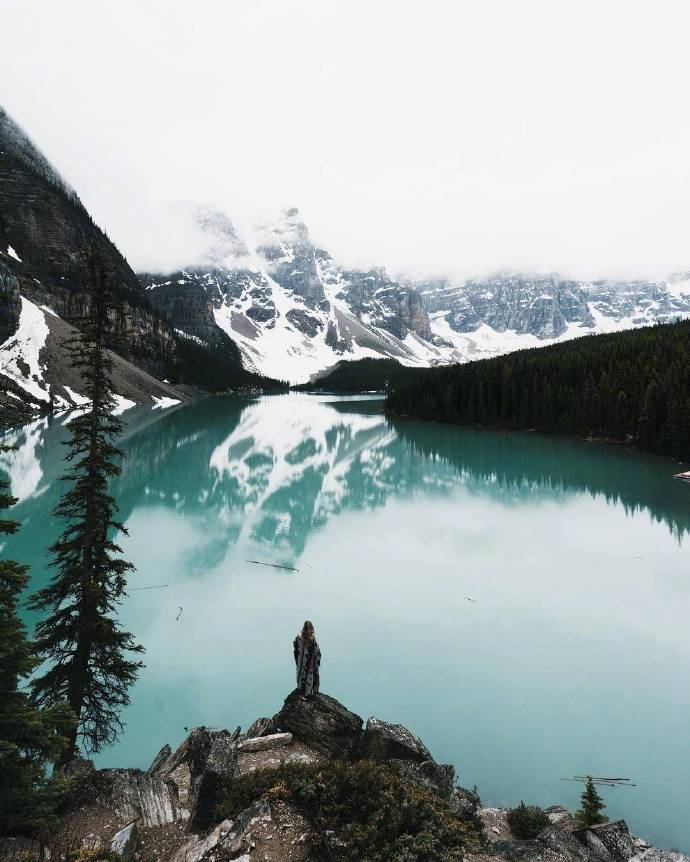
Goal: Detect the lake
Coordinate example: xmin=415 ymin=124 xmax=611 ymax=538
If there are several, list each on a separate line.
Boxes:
xmin=3 ymin=393 xmax=690 ymax=851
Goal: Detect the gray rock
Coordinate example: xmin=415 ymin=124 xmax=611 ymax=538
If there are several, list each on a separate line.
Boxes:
xmin=359 ymin=716 xmax=432 ymax=763
xmin=152 ymin=725 xmax=239 ymax=823
xmin=110 ymin=820 xmax=138 ymax=860
xmin=188 ymin=730 xmax=241 ymax=830
xmin=238 ymin=732 xmax=293 ymax=752
xmin=81 ymin=834 xmax=102 ymax=851
xmin=275 ymin=690 xmax=363 ymax=758
xmin=147 ymin=744 xmax=172 ymax=775
xmin=631 ymin=850 xmax=690 ymax=862
xmin=537 ymin=824 xmax=591 ymax=861
xmin=220 ymin=800 xmax=272 ymax=856
xmin=171 ymin=819 xmax=235 ymax=862
xmin=286 ymin=308 xmax=322 ymax=337
xmin=87 ymin=768 xmax=186 ymax=827
xmin=244 ymin=716 xmax=280 ymax=738
xmin=574 ymin=820 xmax=635 ymax=862
xmin=449 ymin=786 xmax=481 ymax=820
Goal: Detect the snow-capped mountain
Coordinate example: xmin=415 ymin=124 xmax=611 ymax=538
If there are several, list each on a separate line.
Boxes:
xmin=141 ymin=208 xmax=465 ymax=383
xmin=418 ymin=271 xmax=690 ymax=347
xmin=141 ymin=208 xmax=690 ymax=384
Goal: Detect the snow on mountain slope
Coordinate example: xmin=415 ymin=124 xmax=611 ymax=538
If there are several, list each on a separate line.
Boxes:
xmin=0 ymin=294 xmax=187 ymax=421
xmin=418 ymin=271 xmax=690 ymax=358
xmin=142 ymin=208 xmax=466 ymax=384
xmin=143 ymin=210 xmax=690 ymax=384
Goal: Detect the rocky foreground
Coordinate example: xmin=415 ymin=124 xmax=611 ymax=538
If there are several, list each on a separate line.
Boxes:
xmin=4 ymin=690 xmax=686 ymax=862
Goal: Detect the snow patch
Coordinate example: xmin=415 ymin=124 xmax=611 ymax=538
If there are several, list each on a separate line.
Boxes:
xmin=63 ymin=385 xmax=90 ymax=406
xmin=6 ymin=245 xmax=22 ymax=262
xmin=0 ymin=296 xmax=50 ymax=402
xmin=151 ymin=396 xmax=181 ymax=409
xmin=111 ymin=394 xmax=136 ymax=416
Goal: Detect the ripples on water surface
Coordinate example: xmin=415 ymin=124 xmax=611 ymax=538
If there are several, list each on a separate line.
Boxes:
xmin=3 ymin=394 xmax=690 ymax=850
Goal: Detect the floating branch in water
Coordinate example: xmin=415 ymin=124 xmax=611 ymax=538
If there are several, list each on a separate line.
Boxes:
xmin=561 ymin=776 xmax=636 ymax=787
xmin=247 ymin=559 xmax=299 ymax=572
xmin=464 ymin=596 xmax=477 ymax=603
xmin=176 ymin=606 xmax=183 ymax=621
xmin=129 ymin=584 xmax=169 ymax=591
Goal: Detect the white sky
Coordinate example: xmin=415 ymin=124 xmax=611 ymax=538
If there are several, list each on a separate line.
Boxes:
xmin=3 ymin=0 xmax=690 ymax=280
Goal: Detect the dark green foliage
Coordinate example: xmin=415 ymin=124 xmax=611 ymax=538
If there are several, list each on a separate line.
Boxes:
xmin=506 ymin=802 xmax=550 ymax=839
xmin=172 ymin=334 xmax=288 ymax=393
xmin=576 ymin=776 xmax=608 ymax=827
xmin=386 ymin=320 xmax=690 ymax=460
xmin=28 ymin=255 xmax=143 ymax=761
xmin=294 ymin=358 xmax=410 ymax=393
xmin=218 ymin=759 xmax=483 ymax=862
xmin=0 ymin=446 xmax=74 ymax=835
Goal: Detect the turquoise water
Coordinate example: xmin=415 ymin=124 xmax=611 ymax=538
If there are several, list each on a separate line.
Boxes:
xmin=3 ymin=394 xmax=690 ymax=850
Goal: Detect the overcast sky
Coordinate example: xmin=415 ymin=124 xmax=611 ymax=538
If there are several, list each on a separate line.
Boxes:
xmin=3 ymin=0 xmax=690 ymax=280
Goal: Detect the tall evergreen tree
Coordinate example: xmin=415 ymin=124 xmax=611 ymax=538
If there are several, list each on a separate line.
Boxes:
xmin=0 ymin=448 xmax=73 ymax=835
xmin=28 ymin=254 xmax=144 ymax=762
xmin=576 ymin=776 xmax=608 ymax=827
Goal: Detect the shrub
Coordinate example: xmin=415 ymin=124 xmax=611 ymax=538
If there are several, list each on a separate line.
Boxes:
xmin=506 ymin=802 xmax=550 ymax=840
xmin=218 ymin=759 xmax=484 ymax=861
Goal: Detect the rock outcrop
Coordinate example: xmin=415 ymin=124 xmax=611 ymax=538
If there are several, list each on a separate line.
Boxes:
xmin=46 ymin=692 xmax=685 ymax=862
xmin=358 ymin=716 xmax=432 ymax=763
xmin=274 ymin=690 xmax=363 ymax=758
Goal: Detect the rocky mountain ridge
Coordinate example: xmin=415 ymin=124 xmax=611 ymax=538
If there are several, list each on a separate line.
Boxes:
xmin=140 ymin=207 xmax=455 ymax=385
xmin=142 ymin=207 xmax=690 ymax=384
xmin=0 ymin=107 xmax=280 ymax=426
xmin=13 ymin=689 xmax=685 ymax=862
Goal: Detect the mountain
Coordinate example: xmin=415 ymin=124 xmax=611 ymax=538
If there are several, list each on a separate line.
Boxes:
xmin=417 ymin=271 xmax=690 ymax=350
xmin=0 ymin=107 xmax=281 ymax=426
xmin=142 ymin=209 xmax=690 ymax=385
xmin=140 ymin=207 xmax=463 ymax=384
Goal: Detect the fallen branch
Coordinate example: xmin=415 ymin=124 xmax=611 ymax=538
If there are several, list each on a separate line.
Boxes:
xmin=247 ymin=559 xmax=299 ymax=572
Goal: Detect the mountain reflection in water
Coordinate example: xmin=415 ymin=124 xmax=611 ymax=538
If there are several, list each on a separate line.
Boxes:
xmin=2 ymin=394 xmax=689 ymax=852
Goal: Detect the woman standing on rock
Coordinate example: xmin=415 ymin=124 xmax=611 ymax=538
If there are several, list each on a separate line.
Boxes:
xmin=294 ymin=620 xmax=321 ymax=697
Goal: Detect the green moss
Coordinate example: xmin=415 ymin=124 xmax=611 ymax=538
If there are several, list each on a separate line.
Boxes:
xmin=218 ymin=759 xmax=483 ymax=862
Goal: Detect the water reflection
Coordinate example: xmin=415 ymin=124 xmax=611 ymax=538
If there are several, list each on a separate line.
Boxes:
xmin=2 ymin=395 xmax=689 ymax=583
xmin=2 ymin=395 xmax=690 ymax=851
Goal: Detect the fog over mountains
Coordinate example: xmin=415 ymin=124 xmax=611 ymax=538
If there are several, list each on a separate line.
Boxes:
xmin=2 ymin=101 xmax=690 ymax=413
xmin=141 ymin=205 xmax=690 ymax=382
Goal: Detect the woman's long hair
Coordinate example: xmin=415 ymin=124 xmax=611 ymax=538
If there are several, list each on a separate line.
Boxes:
xmin=300 ymin=620 xmax=316 ymax=642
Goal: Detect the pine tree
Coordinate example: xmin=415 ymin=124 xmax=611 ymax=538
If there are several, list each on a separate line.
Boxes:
xmin=28 ymin=253 xmax=144 ymax=762
xmin=576 ymin=776 xmax=608 ymax=827
xmin=0 ymin=448 xmax=73 ymax=835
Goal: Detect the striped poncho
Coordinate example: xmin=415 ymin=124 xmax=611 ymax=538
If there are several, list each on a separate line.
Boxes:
xmin=293 ymin=634 xmax=321 ymax=696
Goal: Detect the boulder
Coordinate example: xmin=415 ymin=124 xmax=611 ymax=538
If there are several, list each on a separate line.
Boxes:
xmin=150 ymin=725 xmax=240 ymax=826
xmin=244 ymin=716 xmax=280 ymax=738
xmin=111 ymin=820 xmax=138 ymax=860
xmin=238 ymin=732 xmax=293 ymax=752
xmin=358 ymin=717 xmax=432 ymax=763
xmin=391 ymin=758 xmax=456 ymax=798
xmin=220 ymin=800 xmax=272 ymax=856
xmin=537 ymin=825 xmax=591 ymax=861
xmin=87 ymin=767 xmax=186 ymax=826
xmin=189 ymin=731 xmax=241 ymax=830
xmin=171 ymin=819 xmax=235 ymax=862
xmin=449 ymin=786 xmax=481 ymax=820
xmin=275 ymin=690 xmax=363 ymax=758
xmin=575 ymin=820 xmax=635 ymax=862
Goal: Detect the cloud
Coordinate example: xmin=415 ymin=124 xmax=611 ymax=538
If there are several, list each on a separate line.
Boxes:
xmin=3 ymin=0 xmax=690 ymax=281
